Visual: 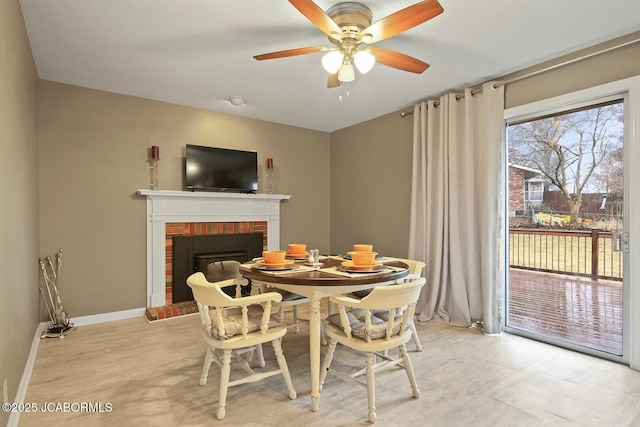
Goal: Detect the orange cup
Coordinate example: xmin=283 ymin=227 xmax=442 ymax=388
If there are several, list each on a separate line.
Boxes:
xmin=353 ymin=244 xmax=373 ymax=253
xmin=287 ymin=243 xmax=307 ymax=254
xmin=262 ymin=250 xmax=286 ymax=264
xmin=351 ymin=251 xmax=378 ymax=266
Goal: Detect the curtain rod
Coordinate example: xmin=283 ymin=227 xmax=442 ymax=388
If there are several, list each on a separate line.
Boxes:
xmin=499 ymin=37 xmax=640 ymax=87
xmin=400 ymin=36 xmax=640 ymax=117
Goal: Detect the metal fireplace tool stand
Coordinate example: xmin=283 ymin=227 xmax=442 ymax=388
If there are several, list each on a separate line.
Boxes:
xmin=39 ymin=249 xmax=74 ymax=338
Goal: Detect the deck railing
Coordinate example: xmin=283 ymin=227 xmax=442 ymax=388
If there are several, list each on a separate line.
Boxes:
xmin=509 ymin=229 xmax=623 ymax=281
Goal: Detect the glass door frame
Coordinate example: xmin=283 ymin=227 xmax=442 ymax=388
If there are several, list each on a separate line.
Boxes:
xmin=501 ymin=76 xmax=640 ymax=368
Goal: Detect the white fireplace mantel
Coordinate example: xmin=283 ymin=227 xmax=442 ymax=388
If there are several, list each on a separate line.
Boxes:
xmin=137 ymin=189 xmax=291 ymax=307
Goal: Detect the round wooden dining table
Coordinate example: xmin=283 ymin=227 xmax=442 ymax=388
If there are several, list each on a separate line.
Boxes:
xmin=239 ymin=256 xmax=409 ymax=412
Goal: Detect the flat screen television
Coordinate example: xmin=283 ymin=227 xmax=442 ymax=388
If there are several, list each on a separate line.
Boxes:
xmin=185 ymin=144 xmax=258 ymax=192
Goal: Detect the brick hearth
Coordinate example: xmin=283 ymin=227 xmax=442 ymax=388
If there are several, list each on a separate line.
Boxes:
xmin=145 ymin=301 xmax=199 ymax=321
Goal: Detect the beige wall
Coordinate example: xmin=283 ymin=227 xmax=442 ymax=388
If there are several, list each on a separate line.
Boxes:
xmin=329 ymin=112 xmax=414 ymax=257
xmin=0 ymin=0 xmax=39 ymax=423
xmin=38 ymin=82 xmax=330 ymax=317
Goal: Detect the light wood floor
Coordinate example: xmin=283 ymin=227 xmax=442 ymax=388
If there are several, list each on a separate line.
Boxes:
xmin=19 ymin=309 xmax=640 ymax=426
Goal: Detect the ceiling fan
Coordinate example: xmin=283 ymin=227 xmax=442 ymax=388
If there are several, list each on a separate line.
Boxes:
xmin=254 ymin=0 xmax=444 ymax=88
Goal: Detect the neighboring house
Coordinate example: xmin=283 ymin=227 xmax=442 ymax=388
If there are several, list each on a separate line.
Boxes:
xmin=508 ymin=164 xmax=545 ymax=217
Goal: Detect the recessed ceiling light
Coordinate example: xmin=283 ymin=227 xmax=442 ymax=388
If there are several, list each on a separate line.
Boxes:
xmin=226 ymin=96 xmax=246 ymax=107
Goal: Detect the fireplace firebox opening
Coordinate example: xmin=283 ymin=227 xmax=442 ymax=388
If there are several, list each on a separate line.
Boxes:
xmin=172 ymin=233 xmax=263 ymax=303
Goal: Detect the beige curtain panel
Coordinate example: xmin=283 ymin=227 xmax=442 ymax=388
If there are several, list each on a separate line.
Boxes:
xmin=409 ymin=81 xmax=505 ymax=335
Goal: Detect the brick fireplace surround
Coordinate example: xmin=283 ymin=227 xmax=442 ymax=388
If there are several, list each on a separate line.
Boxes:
xmin=136 ymin=190 xmax=290 ymax=320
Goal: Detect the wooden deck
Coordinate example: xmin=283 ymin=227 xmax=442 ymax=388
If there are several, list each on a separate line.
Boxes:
xmin=507 ymin=268 xmax=623 ymax=355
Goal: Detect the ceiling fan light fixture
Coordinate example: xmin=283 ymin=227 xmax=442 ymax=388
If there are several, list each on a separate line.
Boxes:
xmin=322 ymin=50 xmax=344 ymax=73
xmin=354 ymin=50 xmax=375 ymax=74
xmin=337 ymin=63 xmax=355 ymax=82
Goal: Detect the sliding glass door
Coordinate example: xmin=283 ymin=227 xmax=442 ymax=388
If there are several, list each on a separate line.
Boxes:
xmin=502 ymin=83 xmax=635 ymax=363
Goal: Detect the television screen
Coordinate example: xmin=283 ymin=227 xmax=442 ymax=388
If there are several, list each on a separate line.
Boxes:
xmin=185 ymin=145 xmax=258 ymax=192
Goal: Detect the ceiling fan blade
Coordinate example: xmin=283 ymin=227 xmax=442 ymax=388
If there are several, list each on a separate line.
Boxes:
xmin=254 ymin=46 xmax=326 ymax=60
xmin=289 ymin=0 xmax=342 ymax=39
xmin=327 ymin=73 xmax=340 ymax=88
xmin=360 ymin=0 xmax=444 ymax=44
xmin=368 ymin=46 xmax=429 ymax=74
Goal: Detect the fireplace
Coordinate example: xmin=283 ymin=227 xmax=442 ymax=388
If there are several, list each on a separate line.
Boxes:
xmin=172 ymin=232 xmax=263 ymax=302
xmin=137 ymin=189 xmax=291 ymax=308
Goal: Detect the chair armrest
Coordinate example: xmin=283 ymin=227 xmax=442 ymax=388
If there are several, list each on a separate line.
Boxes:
xmin=230 ymin=291 xmax=283 ymax=305
xmin=215 ymin=278 xmax=282 ymax=305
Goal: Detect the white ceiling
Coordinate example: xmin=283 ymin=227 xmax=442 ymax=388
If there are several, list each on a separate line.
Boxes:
xmin=19 ymin=0 xmax=640 ymax=132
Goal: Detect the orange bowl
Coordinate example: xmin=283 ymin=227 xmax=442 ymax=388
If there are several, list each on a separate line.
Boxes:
xmin=287 ymin=243 xmax=307 ymax=254
xmin=350 ymin=251 xmax=378 ymax=266
xmin=263 ymin=250 xmax=286 ymax=264
xmin=353 ymin=244 xmax=373 ymax=253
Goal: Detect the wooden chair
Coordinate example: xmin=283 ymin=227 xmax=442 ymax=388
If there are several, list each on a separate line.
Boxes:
xmin=350 ymin=259 xmax=426 ymax=351
xmin=187 ymin=272 xmax=297 ymax=420
xmin=319 ymin=277 xmax=426 ymax=424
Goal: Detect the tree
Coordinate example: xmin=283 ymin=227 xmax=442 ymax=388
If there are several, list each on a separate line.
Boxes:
xmin=591 ymin=146 xmax=623 ymax=194
xmin=508 ymin=102 xmax=623 ymax=221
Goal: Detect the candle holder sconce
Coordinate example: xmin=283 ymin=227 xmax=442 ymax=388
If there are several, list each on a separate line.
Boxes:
xmin=149 ymin=146 xmax=160 ymax=190
xmin=266 ymin=158 xmax=274 ymax=194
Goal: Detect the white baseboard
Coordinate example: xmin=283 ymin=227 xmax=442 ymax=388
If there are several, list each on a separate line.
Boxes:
xmin=71 ymin=307 xmax=146 ymax=326
xmin=7 ymin=323 xmax=45 ymax=427
xmin=6 ymin=307 xmax=146 ymax=427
